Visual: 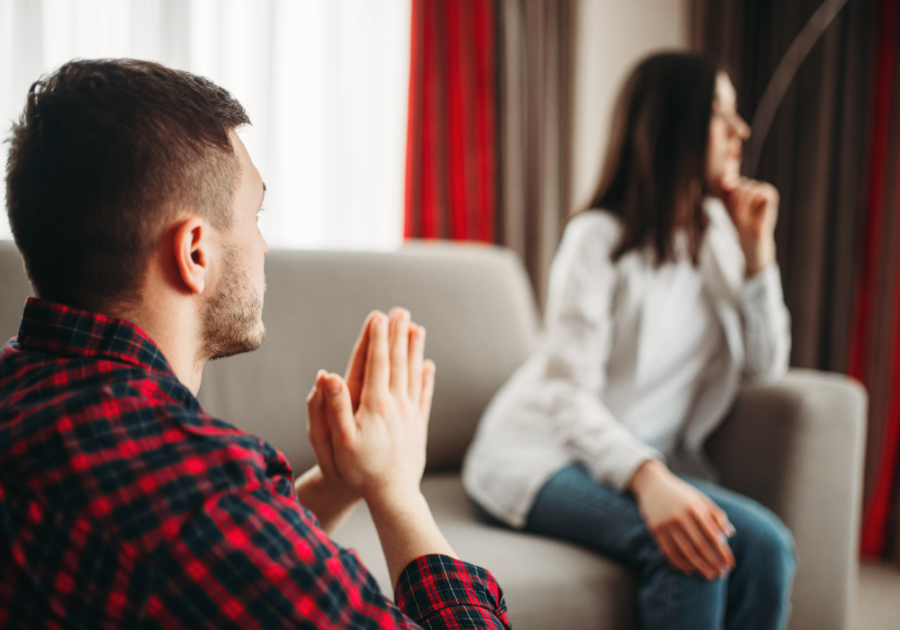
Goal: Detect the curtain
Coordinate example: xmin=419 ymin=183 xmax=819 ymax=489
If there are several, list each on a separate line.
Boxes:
xmin=691 ymin=0 xmax=895 ymax=557
xmin=847 ymin=0 xmax=900 ymax=559
xmin=0 ymin=0 xmax=411 ymax=251
xmin=404 ymin=0 xmax=497 ymax=242
xmin=495 ymin=0 xmax=576 ymax=307
xmin=404 ymin=0 xmax=576 ymax=306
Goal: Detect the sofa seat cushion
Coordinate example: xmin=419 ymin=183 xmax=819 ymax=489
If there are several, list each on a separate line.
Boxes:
xmin=332 ymin=473 xmax=637 ymax=630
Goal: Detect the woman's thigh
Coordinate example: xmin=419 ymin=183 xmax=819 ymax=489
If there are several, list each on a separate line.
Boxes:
xmin=524 ymin=465 xmax=796 ymax=576
xmin=523 ymin=463 xmax=655 ymax=568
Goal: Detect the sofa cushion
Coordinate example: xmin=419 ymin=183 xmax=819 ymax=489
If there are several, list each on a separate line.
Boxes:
xmin=0 ymin=241 xmax=32 ymax=345
xmin=333 ymin=473 xmax=637 ymax=630
xmin=198 ymin=243 xmax=541 ymax=473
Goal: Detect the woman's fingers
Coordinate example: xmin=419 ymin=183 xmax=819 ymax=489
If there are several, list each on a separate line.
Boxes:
xmin=664 ymin=522 xmax=718 ymax=580
xmin=692 ymin=507 xmax=735 ymax=571
xmin=705 ymin=498 xmax=736 ymax=539
xmin=679 ymin=515 xmax=729 ymax=579
xmin=655 ymin=530 xmax=695 ymax=575
xmin=388 ymin=308 xmax=410 ymax=395
xmin=362 ymin=312 xmax=390 ymax=401
xmin=408 ymin=324 xmax=425 ymax=404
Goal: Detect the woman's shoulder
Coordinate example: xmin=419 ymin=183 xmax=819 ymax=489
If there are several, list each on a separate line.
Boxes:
xmin=561 ymin=209 xmax=623 ymax=254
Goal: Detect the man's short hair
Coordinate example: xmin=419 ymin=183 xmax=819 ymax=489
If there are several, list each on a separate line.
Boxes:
xmin=5 ymin=59 xmax=250 ymax=311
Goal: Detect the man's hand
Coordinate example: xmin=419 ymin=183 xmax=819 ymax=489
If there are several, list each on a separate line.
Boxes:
xmin=719 ymin=175 xmax=779 ymax=276
xmin=314 ymin=308 xmax=435 ymax=503
xmin=629 ymin=460 xmax=736 ymax=580
xmin=305 ymin=307 xmax=450 ymax=584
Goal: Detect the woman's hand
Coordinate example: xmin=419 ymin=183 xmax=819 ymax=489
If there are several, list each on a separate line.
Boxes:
xmin=719 ymin=175 xmax=779 ymax=276
xmin=629 ymin=460 xmax=736 ymax=580
xmin=306 ymin=308 xmax=435 ymax=506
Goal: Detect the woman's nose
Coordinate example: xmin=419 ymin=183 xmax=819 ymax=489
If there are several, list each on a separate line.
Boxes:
xmin=734 ymin=114 xmax=751 ymax=140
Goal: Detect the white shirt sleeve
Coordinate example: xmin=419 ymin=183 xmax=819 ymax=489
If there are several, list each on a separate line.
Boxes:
xmin=540 ymin=214 xmax=663 ymax=491
xmin=739 ymin=262 xmax=792 ymax=383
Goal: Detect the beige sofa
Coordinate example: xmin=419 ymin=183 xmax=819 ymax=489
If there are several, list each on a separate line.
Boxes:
xmin=0 ymin=239 xmax=867 ymax=630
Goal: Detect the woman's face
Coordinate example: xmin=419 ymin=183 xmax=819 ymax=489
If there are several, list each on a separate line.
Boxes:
xmin=705 ymin=73 xmax=750 ymax=193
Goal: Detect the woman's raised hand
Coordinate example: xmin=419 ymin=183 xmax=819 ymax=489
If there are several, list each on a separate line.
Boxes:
xmin=306 ymin=308 xmax=436 ymax=505
xmin=720 ymin=175 xmax=779 ymax=276
xmin=629 ymin=460 xmax=736 ymax=580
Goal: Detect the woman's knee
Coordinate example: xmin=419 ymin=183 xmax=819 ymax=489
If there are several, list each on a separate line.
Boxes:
xmin=739 ymin=509 xmax=797 ymax=590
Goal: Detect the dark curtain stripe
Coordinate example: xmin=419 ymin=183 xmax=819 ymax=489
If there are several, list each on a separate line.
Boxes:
xmin=405 ymin=0 xmax=496 ymax=243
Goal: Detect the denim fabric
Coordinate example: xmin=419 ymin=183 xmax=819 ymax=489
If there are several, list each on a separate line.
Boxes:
xmin=524 ymin=464 xmax=796 ymax=630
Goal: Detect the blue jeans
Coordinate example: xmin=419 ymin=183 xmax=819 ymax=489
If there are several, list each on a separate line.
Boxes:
xmin=524 ymin=464 xmax=796 ymax=630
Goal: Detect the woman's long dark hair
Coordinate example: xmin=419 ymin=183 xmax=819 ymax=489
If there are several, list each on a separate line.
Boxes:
xmin=589 ymin=52 xmax=721 ymax=265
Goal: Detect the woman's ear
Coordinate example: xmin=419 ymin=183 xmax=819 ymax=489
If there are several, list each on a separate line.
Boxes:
xmin=172 ymin=217 xmax=209 ymax=295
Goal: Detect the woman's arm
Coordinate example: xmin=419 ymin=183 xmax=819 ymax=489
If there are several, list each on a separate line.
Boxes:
xmin=720 ymin=178 xmax=791 ymax=381
xmin=540 ymin=213 xmax=663 ymax=491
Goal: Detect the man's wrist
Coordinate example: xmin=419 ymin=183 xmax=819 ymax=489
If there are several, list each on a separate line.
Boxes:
xmin=294 ymin=466 xmax=360 ymax=511
xmin=364 ymin=483 xmax=428 ymax=520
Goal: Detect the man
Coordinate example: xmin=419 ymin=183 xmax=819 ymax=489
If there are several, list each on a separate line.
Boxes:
xmin=0 ymin=59 xmax=509 ymax=629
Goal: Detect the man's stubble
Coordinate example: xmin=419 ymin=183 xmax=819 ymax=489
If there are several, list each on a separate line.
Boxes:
xmin=201 ymin=246 xmax=265 ymax=361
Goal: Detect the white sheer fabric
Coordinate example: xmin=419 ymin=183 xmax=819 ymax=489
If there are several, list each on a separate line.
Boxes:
xmin=0 ymin=0 xmax=411 ymax=249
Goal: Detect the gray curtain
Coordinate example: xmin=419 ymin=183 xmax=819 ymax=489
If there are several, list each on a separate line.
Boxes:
xmin=495 ymin=0 xmax=577 ymax=308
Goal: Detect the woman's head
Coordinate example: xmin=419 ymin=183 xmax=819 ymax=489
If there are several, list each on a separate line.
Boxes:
xmin=589 ymin=52 xmax=748 ymax=264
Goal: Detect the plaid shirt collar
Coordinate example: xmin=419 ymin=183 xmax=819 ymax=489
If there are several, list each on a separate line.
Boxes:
xmin=16 ymin=297 xmax=175 ymax=379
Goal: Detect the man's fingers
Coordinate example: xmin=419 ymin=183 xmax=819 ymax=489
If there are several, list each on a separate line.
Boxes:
xmin=307 ymin=373 xmax=337 ymax=477
xmin=388 ymin=308 xmax=410 ymax=395
xmin=323 ymin=373 xmax=357 ymax=444
xmin=408 ymin=324 xmax=425 ymax=404
xmin=345 ymin=311 xmax=376 ymax=410
xmin=420 ymin=360 xmax=436 ymax=426
xmin=362 ymin=312 xmax=390 ymax=400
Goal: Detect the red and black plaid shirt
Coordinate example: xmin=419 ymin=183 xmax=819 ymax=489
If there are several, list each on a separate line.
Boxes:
xmin=0 ymin=298 xmax=510 ymax=629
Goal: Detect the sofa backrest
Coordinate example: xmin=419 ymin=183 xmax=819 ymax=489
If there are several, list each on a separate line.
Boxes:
xmin=0 ymin=240 xmax=541 ymax=474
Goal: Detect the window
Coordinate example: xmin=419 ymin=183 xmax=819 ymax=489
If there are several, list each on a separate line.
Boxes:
xmin=0 ymin=0 xmax=411 ymax=250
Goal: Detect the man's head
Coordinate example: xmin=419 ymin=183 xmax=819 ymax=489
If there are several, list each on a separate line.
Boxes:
xmin=6 ymin=59 xmax=268 ymax=362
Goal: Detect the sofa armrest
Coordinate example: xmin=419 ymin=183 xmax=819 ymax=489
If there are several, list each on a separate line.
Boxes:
xmin=706 ymin=368 xmax=867 ymax=630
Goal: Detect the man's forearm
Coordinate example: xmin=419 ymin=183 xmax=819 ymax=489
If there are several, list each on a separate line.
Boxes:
xmin=366 ymin=488 xmax=457 ymax=587
xmin=293 ymin=466 xmax=360 ymax=535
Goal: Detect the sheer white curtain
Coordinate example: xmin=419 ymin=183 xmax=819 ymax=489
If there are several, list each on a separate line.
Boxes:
xmin=0 ymin=0 xmax=411 ymax=249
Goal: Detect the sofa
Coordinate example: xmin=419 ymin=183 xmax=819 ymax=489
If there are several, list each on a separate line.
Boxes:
xmin=0 ymin=239 xmax=867 ymax=630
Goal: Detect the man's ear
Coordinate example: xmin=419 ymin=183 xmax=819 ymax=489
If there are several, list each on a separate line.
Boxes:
xmin=172 ymin=217 xmax=210 ymax=295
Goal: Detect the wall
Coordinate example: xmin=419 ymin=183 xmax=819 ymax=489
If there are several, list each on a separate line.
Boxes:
xmin=571 ymin=0 xmax=689 ymax=213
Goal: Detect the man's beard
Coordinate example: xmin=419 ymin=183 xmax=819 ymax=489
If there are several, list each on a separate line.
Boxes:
xmin=200 ymin=248 xmax=265 ymax=361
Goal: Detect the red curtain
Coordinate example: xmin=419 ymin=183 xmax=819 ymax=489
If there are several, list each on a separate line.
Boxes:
xmin=848 ymin=0 xmax=899 ymax=559
xmin=404 ymin=0 xmax=496 ymax=242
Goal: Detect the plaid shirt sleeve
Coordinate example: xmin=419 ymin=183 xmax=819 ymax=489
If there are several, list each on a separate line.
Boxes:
xmin=144 ymin=406 xmax=510 ymax=630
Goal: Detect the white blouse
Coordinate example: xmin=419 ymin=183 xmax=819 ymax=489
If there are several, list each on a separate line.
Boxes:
xmin=622 ymin=231 xmax=724 ymax=458
xmin=462 ymin=199 xmax=791 ymax=529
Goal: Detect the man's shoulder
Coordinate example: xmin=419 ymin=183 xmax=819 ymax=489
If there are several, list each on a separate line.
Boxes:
xmin=1 ymin=342 xmax=190 ymax=421
xmin=0 ymin=344 xmax=288 ymax=497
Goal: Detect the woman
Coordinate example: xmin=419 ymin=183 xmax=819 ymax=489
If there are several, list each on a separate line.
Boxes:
xmin=462 ymin=52 xmax=795 ymax=629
